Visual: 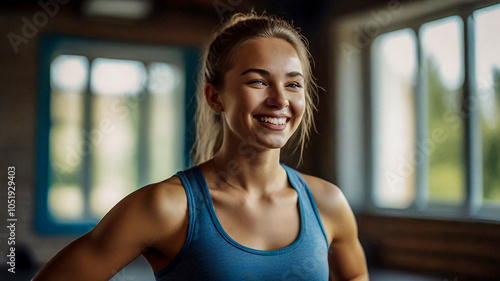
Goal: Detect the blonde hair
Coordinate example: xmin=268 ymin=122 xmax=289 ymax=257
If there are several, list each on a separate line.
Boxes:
xmin=192 ymin=12 xmax=318 ymax=166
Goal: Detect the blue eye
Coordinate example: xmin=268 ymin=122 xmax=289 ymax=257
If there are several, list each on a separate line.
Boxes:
xmin=247 ymin=80 xmax=267 ymax=86
xmin=287 ymin=83 xmax=302 ymax=88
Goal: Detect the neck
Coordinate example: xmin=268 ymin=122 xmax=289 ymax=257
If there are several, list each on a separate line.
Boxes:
xmin=209 ymin=137 xmax=287 ymax=196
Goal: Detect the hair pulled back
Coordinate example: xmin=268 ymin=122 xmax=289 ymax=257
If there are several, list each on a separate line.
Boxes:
xmin=192 ymin=12 xmax=318 ymax=166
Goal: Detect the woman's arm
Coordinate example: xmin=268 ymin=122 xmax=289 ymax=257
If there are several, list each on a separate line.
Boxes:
xmin=32 ymin=178 xmax=187 ymax=281
xmin=326 ymin=189 xmax=368 ymax=281
xmin=302 ymin=174 xmax=369 ymax=281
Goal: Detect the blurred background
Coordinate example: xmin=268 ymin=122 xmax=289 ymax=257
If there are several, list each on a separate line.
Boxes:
xmin=1 ymin=0 xmax=499 ymax=280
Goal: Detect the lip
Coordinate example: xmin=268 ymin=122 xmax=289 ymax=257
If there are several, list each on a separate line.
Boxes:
xmin=253 ymin=114 xmax=292 ymax=119
xmin=253 ymin=114 xmax=291 ymax=131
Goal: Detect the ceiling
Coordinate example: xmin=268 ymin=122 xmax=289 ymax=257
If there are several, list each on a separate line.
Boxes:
xmin=0 ymin=0 xmax=405 ymax=31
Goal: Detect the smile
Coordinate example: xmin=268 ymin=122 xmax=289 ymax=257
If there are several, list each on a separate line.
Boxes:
xmin=254 ymin=115 xmax=290 ymax=125
xmin=256 ymin=116 xmax=288 ymax=125
xmin=253 ymin=115 xmax=291 ymax=130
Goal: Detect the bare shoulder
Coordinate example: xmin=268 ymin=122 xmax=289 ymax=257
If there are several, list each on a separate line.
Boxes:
xmin=90 ymin=175 xmax=188 ymax=247
xmin=31 ymin=175 xmax=189 ymax=281
xmin=299 ymin=173 xmax=357 ymax=244
xmin=144 ymin=175 xmax=186 ymax=211
xmin=110 ymin=175 xmax=186 ymax=219
xmin=299 ymin=173 xmax=348 ymax=214
xmin=133 ymin=175 xmax=188 ymax=233
xmin=298 ymin=174 xmax=368 ymax=280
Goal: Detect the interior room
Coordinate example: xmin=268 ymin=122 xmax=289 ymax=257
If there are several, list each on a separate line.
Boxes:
xmin=1 ymin=0 xmax=499 ymax=280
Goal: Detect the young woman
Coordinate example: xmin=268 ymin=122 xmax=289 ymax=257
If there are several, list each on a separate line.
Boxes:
xmin=33 ymin=12 xmax=368 ymax=281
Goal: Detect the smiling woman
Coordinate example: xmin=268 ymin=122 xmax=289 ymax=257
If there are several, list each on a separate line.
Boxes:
xmin=193 ymin=13 xmax=319 ymax=165
xmin=32 ymin=12 xmax=368 ymax=281
xmin=204 ymin=37 xmax=305 ymax=152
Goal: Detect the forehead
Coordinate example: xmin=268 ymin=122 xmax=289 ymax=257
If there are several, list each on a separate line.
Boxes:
xmin=230 ymin=37 xmax=303 ymax=75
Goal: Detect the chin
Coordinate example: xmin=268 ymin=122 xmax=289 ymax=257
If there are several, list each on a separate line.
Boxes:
xmin=256 ymin=137 xmax=289 ymax=150
xmin=245 ymin=128 xmax=295 ymax=150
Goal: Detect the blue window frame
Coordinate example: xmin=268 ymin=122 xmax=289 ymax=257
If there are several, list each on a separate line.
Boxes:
xmin=35 ymin=33 xmax=199 ymax=235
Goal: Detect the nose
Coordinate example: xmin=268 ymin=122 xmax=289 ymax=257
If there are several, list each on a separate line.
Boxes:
xmin=266 ymin=85 xmax=289 ymax=109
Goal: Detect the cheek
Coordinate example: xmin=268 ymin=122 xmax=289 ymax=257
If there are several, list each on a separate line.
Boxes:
xmin=240 ymin=90 xmax=264 ymax=112
xmin=292 ymin=93 xmax=306 ymax=119
xmin=223 ymin=88 xmax=260 ymax=120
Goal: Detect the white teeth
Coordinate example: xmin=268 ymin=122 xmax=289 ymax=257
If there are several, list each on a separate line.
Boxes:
xmin=258 ymin=116 xmax=287 ymax=125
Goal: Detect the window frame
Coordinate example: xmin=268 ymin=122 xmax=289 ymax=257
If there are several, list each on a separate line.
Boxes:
xmin=336 ymin=0 xmax=500 ymax=221
xmin=35 ymin=33 xmax=200 ymax=235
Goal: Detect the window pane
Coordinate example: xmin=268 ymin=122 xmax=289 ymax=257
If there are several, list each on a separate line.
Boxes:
xmin=49 ymin=55 xmax=88 ymax=222
xmin=90 ymin=95 xmax=140 ymax=217
xmin=51 ymin=55 xmax=88 ymax=92
xmin=91 ymin=58 xmax=146 ymax=96
xmin=147 ymin=63 xmax=185 ymax=183
xmin=421 ymin=16 xmax=465 ymax=204
xmin=89 ymin=59 xmax=144 ymax=217
xmin=372 ymin=29 xmax=417 ymax=208
xmin=48 ymin=184 xmax=84 ymax=221
xmin=474 ymin=4 xmax=500 ymax=203
xmin=148 ymin=62 xmax=181 ymax=95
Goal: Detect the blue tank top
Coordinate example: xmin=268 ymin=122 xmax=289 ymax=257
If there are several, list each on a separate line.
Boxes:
xmin=154 ymin=164 xmax=330 ymax=281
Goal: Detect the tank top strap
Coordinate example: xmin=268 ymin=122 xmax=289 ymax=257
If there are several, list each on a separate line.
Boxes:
xmin=176 ymin=165 xmax=208 ymax=203
xmin=174 ymin=165 xmax=208 ymax=227
xmin=281 ymin=164 xmax=329 ymax=248
xmin=154 ymin=166 xmax=202 ymax=273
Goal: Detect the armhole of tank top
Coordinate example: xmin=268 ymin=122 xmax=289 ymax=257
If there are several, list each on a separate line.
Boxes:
xmin=286 ymin=166 xmax=330 ymax=249
xmin=154 ymin=170 xmax=196 ymax=278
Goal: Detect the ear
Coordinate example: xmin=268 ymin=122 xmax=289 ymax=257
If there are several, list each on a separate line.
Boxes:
xmin=204 ymin=83 xmax=224 ymax=113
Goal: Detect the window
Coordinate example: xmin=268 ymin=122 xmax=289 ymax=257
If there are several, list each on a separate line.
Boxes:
xmin=474 ymin=5 xmax=500 ymax=205
xmin=368 ymin=2 xmax=500 ymax=217
xmin=421 ymin=16 xmax=465 ymax=205
xmin=36 ymin=34 xmax=199 ymax=234
xmin=372 ymin=29 xmax=417 ymax=208
xmin=335 ymin=1 xmax=500 ymax=219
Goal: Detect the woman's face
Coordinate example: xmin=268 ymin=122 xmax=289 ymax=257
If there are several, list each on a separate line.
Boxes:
xmin=216 ymin=37 xmax=306 ymax=150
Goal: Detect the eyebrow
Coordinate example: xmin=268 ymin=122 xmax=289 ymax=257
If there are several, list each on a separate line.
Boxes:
xmin=286 ymin=71 xmax=304 ymax=78
xmin=240 ymin=68 xmax=303 ymax=78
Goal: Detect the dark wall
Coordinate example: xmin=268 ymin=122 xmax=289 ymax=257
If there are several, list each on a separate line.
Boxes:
xmin=0 ymin=2 xmax=220 ymax=264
